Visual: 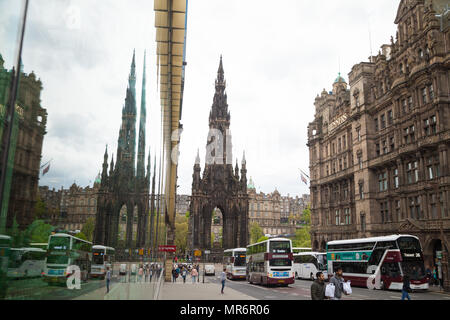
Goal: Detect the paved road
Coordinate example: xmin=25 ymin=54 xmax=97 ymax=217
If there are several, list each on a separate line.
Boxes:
xmin=200 ymin=264 xmax=450 ymax=301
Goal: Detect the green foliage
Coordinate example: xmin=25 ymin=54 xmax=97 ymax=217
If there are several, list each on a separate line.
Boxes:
xmin=257 ymin=236 xmax=269 ymax=243
xmin=250 ymin=222 xmax=264 ymax=244
xmin=211 ymin=232 xmax=215 ymax=247
xmin=185 ymin=211 xmax=190 ymax=218
xmin=34 ymin=195 xmax=47 ymax=220
xmin=175 ymin=214 xmax=188 ymax=255
xmin=75 ymin=232 xmax=87 ymax=240
xmin=7 ymin=219 xmax=54 ymax=247
xmin=81 ymin=217 xmax=95 ymax=242
xmin=293 ymin=205 xmax=311 ymax=247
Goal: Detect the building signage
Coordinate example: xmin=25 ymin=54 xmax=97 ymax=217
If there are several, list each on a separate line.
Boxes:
xmin=328 ymin=114 xmax=348 ymax=132
xmin=158 ymin=245 xmax=176 ymax=252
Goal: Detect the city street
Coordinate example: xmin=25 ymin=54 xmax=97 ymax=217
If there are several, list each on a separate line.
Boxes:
xmin=188 ymin=264 xmax=450 ymax=301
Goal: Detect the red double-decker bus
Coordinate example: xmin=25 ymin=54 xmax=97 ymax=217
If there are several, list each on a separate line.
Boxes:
xmin=327 ymin=235 xmax=429 ymax=290
xmin=246 ymin=238 xmax=295 ymax=286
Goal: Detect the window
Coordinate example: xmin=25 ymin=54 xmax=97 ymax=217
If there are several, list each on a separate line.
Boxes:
xmin=393 ymin=168 xmax=399 ymax=188
xmin=429 ymin=84 xmax=434 ymax=100
xmin=395 ymin=200 xmax=401 ymax=221
xmin=374 ymin=117 xmax=379 ymax=132
xmin=427 ymin=155 xmax=440 ymax=179
xmin=388 ymin=110 xmax=393 ymax=125
xmin=402 ymin=99 xmax=407 ymax=114
xmin=326 ymin=165 xmax=329 ymax=176
xmin=440 ymin=192 xmax=447 ymax=218
xmin=408 ymin=96 xmax=413 ymax=111
xmin=430 ymin=194 xmax=438 ymax=219
xmin=380 ymin=114 xmax=386 ymax=129
xmin=344 ymin=208 xmax=351 ymax=225
xmin=380 ymin=201 xmax=389 ymax=223
xmin=409 ymin=197 xmax=421 ymax=220
xmin=343 ymin=135 xmax=346 ymax=149
xmin=382 ymin=140 xmax=388 ymax=154
xmin=339 ymin=159 xmax=342 ymax=171
xmin=358 ymin=155 xmax=363 ymax=170
xmin=338 ymin=138 xmax=341 ymax=152
xmin=357 ymin=128 xmax=361 ymax=142
xmin=343 ymin=156 xmax=347 ymax=169
xmin=343 ymin=183 xmax=349 ymax=199
xmin=422 ymin=88 xmax=427 ymax=104
xmin=424 ymin=118 xmax=431 ymax=136
xmin=376 ymin=143 xmax=380 ymax=156
xmin=390 ymin=136 xmax=395 ymax=151
xmin=359 ymin=182 xmax=364 ymax=200
xmin=335 ymin=209 xmax=341 ymax=225
xmin=361 ymin=213 xmax=366 ymax=232
xmin=406 ymin=161 xmax=419 ymax=184
xmin=379 ymin=172 xmax=388 ymax=191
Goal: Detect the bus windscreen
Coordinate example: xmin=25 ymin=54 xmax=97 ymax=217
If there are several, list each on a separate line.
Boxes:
xmin=93 ymin=250 xmax=104 ymax=264
xmin=48 ymin=237 xmax=70 ymax=251
xmin=269 ymin=241 xmax=291 ymax=253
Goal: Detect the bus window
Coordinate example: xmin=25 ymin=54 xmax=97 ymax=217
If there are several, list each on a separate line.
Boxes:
xmin=269 ymin=258 xmax=292 ymax=267
xmin=269 ymin=241 xmax=291 ymax=253
xmin=234 ymin=255 xmax=246 ymax=266
xmin=48 ymin=237 xmax=70 ymax=250
xmin=47 ymin=255 xmax=69 ymax=265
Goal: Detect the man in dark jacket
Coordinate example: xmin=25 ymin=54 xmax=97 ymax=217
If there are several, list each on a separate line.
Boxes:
xmin=311 ymin=272 xmax=326 ymax=300
xmin=401 ymin=275 xmax=412 ymax=300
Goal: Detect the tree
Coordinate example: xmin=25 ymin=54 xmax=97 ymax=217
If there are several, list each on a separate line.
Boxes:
xmin=75 ymin=232 xmax=88 ymax=240
xmin=81 ymin=217 xmax=95 ymax=242
xmin=293 ymin=206 xmax=312 ymax=247
xmin=250 ymin=222 xmax=264 ymax=244
xmin=34 ymin=195 xmax=47 ymax=220
xmin=175 ymin=214 xmax=188 ymax=256
xmin=257 ymin=236 xmax=269 ymax=243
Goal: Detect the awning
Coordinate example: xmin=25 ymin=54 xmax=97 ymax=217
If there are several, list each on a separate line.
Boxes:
xmin=154 ymin=0 xmax=188 ymax=233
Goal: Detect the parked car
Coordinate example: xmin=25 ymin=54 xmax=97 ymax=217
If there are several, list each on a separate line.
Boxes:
xmin=119 ymin=264 xmax=127 ymax=275
xmin=204 ymin=264 xmax=215 ymax=276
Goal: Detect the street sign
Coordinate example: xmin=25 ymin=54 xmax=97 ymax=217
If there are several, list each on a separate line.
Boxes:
xmin=158 ymin=245 xmax=176 ymax=252
xmin=139 ymin=249 xmax=144 ymax=256
xmin=194 ymin=249 xmax=201 ymax=257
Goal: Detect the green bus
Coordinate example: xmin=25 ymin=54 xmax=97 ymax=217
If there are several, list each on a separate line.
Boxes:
xmin=43 ymin=233 xmax=92 ymax=285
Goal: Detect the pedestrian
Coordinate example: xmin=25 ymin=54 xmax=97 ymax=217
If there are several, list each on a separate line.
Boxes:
xmin=311 ymin=272 xmax=327 ymax=300
xmin=182 ymin=267 xmax=187 ymax=283
xmin=149 ymin=267 xmax=153 ymax=282
xmin=425 ymin=266 xmax=432 ymax=285
xmin=106 ymin=266 xmax=111 ymax=294
xmin=329 ymin=267 xmax=349 ymax=300
xmin=172 ymin=267 xmax=177 ymax=283
xmin=176 ymin=265 xmax=181 ymax=279
xmin=144 ymin=264 xmax=149 ymax=282
xmin=402 ymin=274 xmax=412 ymax=300
xmin=438 ymin=264 xmax=444 ymax=290
xmin=433 ymin=267 xmax=438 ymax=286
xmin=191 ymin=267 xmax=198 ymax=284
xmin=220 ymin=267 xmax=226 ymax=294
xmin=138 ymin=265 xmax=144 ymax=283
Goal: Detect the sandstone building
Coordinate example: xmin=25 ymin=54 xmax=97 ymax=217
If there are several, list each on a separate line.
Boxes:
xmin=308 ymin=0 xmax=449 ymax=290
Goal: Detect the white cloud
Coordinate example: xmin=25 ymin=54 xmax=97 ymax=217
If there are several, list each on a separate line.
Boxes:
xmin=1 ymin=0 xmax=401 ymax=197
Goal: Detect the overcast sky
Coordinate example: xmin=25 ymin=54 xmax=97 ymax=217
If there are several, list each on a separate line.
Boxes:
xmin=0 ymin=0 xmax=400 ymax=197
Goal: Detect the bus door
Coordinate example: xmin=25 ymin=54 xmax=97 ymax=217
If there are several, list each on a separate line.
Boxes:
xmin=379 ymin=250 xmax=402 ymax=289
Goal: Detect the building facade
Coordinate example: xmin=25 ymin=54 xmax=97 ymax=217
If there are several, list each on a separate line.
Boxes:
xmin=247 ymin=177 xmax=309 ymax=237
xmin=0 ymin=54 xmax=48 ymax=230
xmin=308 ymin=0 xmax=449 ymax=290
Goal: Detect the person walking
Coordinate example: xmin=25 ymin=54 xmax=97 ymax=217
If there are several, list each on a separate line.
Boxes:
xmin=311 ymin=272 xmax=326 ymax=300
xmin=106 ymin=266 xmax=111 ymax=294
xmin=181 ymin=267 xmax=187 ymax=283
xmin=172 ymin=267 xmax=177 ymax=283
xmin=144 ymin=264 xmax=149 ymax=282
xmin=425 ymin=266 xmax=432 ymax=285
xmin=402 ymin=274 xmax=412 ymax=300
xmin=329 ymin=267 xmax=348 ymax=300
xmin=220 ymin=267 xmax=226 ymax=294
xmin=433 ymin=267 xmax=438 ymax=286
xmin=138 ymin=265 xmax=144 ymax=283
xmin=149 ymin=267 xmax=153 ymax=282
xmin=438 ymin=264 xmax=444 ymax=290
xmin=191 ymin=267 xmax=198 ymax=284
